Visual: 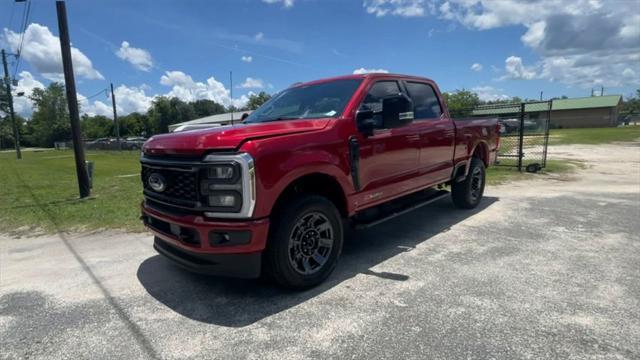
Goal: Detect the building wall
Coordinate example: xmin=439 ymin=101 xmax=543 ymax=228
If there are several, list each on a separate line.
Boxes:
xmin=550 ymin=107 xmax=618 ymax=128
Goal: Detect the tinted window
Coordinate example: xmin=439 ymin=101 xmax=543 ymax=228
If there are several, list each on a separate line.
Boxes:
xmin=244 ymin=79 xmax=362 ymax=123
xmin=359 ymin=81 xmax=401 ymax=113
xmin=406 ymin=82 xmax=442 ymax=119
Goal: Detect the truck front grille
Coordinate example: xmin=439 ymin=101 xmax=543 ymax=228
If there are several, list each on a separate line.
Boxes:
xmin=141 ymin=165 xmax=199 ymax=207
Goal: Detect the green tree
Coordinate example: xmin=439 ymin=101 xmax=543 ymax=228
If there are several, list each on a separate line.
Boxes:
xmin=81 ymin=114 xmax=114 ymax=139
xmin=442 ymin=90 xmax=480 ymax=118
xmin=246 ymin=91 xmax=272 ymax=110
xmin=147 ymin=97 xmax=196 ymax=134
xmin=192 ymin=99 xmax=225 ymax=118
xmin=28 ymin=83 xmax=71 ymax=147
xmin=622 ymin=89 xmax=640 ymax=115
xmin=119 ymin=112 xmax=151 ymax=137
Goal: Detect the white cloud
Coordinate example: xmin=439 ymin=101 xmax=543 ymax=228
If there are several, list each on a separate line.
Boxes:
xmin=116 ymin=41 xmax=153 ymax=71
xmin=254 ymin=32 xmax=264 ymax=41
xmin=3 ymin=23 xmax=103 ymax=81
xmin=353 ymin=67 xmax=389 ymax=74
xmin=363 ymin=0 xmax=640 ymax=88
xmin=470 ymin=63 xmax=483 ymax=72
xmin=239 ymin=77 xmax=265 ymax=89
xmin=622 ymin=68 xmax=636 ymax=78
xmin=364 ymin=0 xmax=428 ymax=17
xmin=471 ymin=86 xmax=510 ymax=102
xmin=79 ymin=84 xmax=153 ymax=118
xmin=160 ymin=70 xmax=248 ymax=108
xmin=12 ymin=71 xmax=45 ymax=117
xmin=262 ymin=0 xmax=294 ymax=8
xmin=503 ymin=56 xmax=537 ymax=80
xmin=241 ymin=55 xmax=253 ymax=63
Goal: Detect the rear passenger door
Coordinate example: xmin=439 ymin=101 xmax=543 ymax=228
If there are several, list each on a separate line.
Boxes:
xmin=404 ymin=81 xmax=455 ymax=183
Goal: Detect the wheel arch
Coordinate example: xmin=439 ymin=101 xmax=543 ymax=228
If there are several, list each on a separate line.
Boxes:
xmin=271 ymin=172 xmax=349 ymax=219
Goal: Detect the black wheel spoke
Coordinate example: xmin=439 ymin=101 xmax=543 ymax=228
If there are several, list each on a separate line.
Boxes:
xmin=288 ymin=211 xmax=334 ymax=275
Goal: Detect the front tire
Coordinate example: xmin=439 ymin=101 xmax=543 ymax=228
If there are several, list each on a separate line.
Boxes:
xmin=452 ymin=157 xmax=486 ymax=209
xmin=264 ymin=195 xmax=343 ymax=289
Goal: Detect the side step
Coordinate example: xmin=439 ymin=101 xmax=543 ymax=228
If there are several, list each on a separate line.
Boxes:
xmin=353 ymin=189 xmax=450 ymax=230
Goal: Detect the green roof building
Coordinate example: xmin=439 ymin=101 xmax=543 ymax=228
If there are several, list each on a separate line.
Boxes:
xmin=472 ymin=95 xmax=622 ymax=128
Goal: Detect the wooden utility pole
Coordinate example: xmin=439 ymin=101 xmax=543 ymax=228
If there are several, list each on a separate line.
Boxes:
xmin=2 ymin=49 xmax=21 ymax=159
xmin=110 ymin=83 xmax=120 ymax=150
xmin=56 ymin=0 xmax=90 ymax=198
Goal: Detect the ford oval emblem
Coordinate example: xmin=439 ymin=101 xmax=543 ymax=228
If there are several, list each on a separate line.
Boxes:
xmin=148 ymin=173 xmax=166 ymax=192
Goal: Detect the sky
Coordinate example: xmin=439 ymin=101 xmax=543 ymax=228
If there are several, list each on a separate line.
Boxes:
xmin=1 ymin=0 xmax=639 ymax=118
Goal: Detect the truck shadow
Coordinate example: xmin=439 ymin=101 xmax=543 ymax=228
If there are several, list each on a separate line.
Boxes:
xmin=136 ymin=196 xmax=498 ymax=327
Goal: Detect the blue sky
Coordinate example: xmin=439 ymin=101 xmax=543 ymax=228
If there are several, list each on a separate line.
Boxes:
xmin=1 ymin=0 xmax=638 ymax=118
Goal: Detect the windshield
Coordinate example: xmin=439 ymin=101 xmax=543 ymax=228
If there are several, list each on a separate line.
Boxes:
xmin=244 ymin=79 xmax=363 ymax=123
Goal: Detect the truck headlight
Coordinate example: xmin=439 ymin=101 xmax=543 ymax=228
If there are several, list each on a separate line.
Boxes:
xmin=201 ymin=153 xmax=255 ymax=218
xmin=207 ymin=164 xmax=237 ymax=181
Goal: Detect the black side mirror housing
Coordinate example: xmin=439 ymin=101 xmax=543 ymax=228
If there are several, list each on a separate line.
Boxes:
xmin=382 ymin=95 xmax=414 ymax=128
xmin=356 ymin=108 xmax=375 ymax=137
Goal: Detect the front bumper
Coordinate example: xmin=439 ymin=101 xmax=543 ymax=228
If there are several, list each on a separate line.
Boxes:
xmin=141 ymin=202 xmax=270 ymax=278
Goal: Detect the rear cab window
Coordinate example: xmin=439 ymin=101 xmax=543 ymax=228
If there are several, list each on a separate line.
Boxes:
xmin=405 ymin=82 xmax=442 ymax=120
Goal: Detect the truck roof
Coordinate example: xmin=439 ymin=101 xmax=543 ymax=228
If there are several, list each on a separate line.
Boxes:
xmin=292 ymin=73 xmax=435 ymax=88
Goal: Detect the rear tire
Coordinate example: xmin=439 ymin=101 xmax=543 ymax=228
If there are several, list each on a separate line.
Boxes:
xmin=452 ymin=157 xmax=486 ymax=209
xmin=264 ymin=195 xmax=343 ymax=289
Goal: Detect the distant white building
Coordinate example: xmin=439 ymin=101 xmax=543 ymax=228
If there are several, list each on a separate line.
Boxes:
xmin=168 ymin=111 xmax=253 ymax=132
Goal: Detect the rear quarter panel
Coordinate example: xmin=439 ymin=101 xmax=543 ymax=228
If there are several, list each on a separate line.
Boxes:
xmin=453 ymin=118 xmax=500 ymax=169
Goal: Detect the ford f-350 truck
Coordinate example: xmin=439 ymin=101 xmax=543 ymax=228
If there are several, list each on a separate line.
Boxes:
xmin=141 ymin=73 xmax=500 ymax=288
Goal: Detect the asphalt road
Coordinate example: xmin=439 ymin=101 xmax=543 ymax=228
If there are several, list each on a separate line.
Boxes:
xmin=1 ymin=142 xmax=639 ymax=360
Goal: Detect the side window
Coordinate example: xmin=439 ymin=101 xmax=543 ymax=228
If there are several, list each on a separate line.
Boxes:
xmin=359 ymin=81 xmax=401 ymax=112
xmin=359 ymin=81 xmax=401 ymax=127
xmin=405 ymin=82 xmax=442 ymax=119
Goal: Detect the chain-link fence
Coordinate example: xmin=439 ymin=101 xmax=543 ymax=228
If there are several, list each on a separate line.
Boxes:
xmin=457 ymin=101 xmax=552 ymax=172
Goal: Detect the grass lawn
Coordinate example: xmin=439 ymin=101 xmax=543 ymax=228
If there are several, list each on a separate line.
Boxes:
xmin=0 ymin=149 xmax=144 ymax=234
xmin=549 ymin=125 xmax=640 ymax=145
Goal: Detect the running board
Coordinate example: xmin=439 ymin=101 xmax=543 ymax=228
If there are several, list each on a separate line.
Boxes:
xmin=353 ymin=190 xmax=450 ymax=230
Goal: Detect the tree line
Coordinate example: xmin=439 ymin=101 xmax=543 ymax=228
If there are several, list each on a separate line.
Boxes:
xmin=0 ymin=82 xmax=272 ymax=148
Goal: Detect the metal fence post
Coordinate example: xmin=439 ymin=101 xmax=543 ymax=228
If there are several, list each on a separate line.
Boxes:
xmin=517 ymin=102 xmax=525 ymax=172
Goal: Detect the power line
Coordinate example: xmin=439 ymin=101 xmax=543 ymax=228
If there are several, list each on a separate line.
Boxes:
xmin=84 ymin=88 xmax=108 ymax=101
xmin=13 ymin=0 xmax=32 ymax=79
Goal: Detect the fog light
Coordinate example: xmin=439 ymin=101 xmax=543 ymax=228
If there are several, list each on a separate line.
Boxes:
xmin=209 ymin=194 xmax=237 ymax=207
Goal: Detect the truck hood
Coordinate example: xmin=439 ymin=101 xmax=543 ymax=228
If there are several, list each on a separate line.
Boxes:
xmin=143 ymin=118 xmax=331 ymax=156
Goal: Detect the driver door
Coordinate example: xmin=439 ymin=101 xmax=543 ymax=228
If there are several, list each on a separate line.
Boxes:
xmin=354 ymin=80 xmax=421 ymax=209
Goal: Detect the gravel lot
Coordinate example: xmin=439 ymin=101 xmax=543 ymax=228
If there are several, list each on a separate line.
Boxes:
xmin=1 ymin=142 xmax=639 ymax=360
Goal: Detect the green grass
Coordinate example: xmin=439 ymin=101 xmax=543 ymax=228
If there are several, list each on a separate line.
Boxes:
xmin=0 ymin=149 xmax=144 ymax=234
xmin=485 ymin=159 xmax=581 ymax=185
xmin=549 ymin=126 xmax=640 ymax=145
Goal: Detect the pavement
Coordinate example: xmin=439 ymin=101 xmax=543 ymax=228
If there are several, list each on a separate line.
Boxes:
xmin=1 ymin=142 xmax=639 ymax=360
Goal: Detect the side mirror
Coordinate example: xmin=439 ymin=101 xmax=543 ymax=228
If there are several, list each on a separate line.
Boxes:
xmin=356 ymin=108 xmax=375 ymax=137
xmin=241 ymin=113 xmax=249 ymax=121
xmin=382 ymin=95 xmax=414 ymax=128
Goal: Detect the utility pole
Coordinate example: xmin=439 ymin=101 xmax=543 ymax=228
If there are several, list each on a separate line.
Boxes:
xmin=601 ymin=86 xmax=604 ymax=96
xmin=56 ymin=0 xmax=90 ymax=198
xmin=540 ymin=91 xmax=543 ymax=101
xmin=2 ymin=49 xmax=21 ymax=159
xmin=110 ymin=83 xmax=120 ymax=150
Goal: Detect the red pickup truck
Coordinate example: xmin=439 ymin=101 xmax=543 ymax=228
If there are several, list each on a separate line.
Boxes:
xmin=141 ymin=73 xmax=499 ymax=288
